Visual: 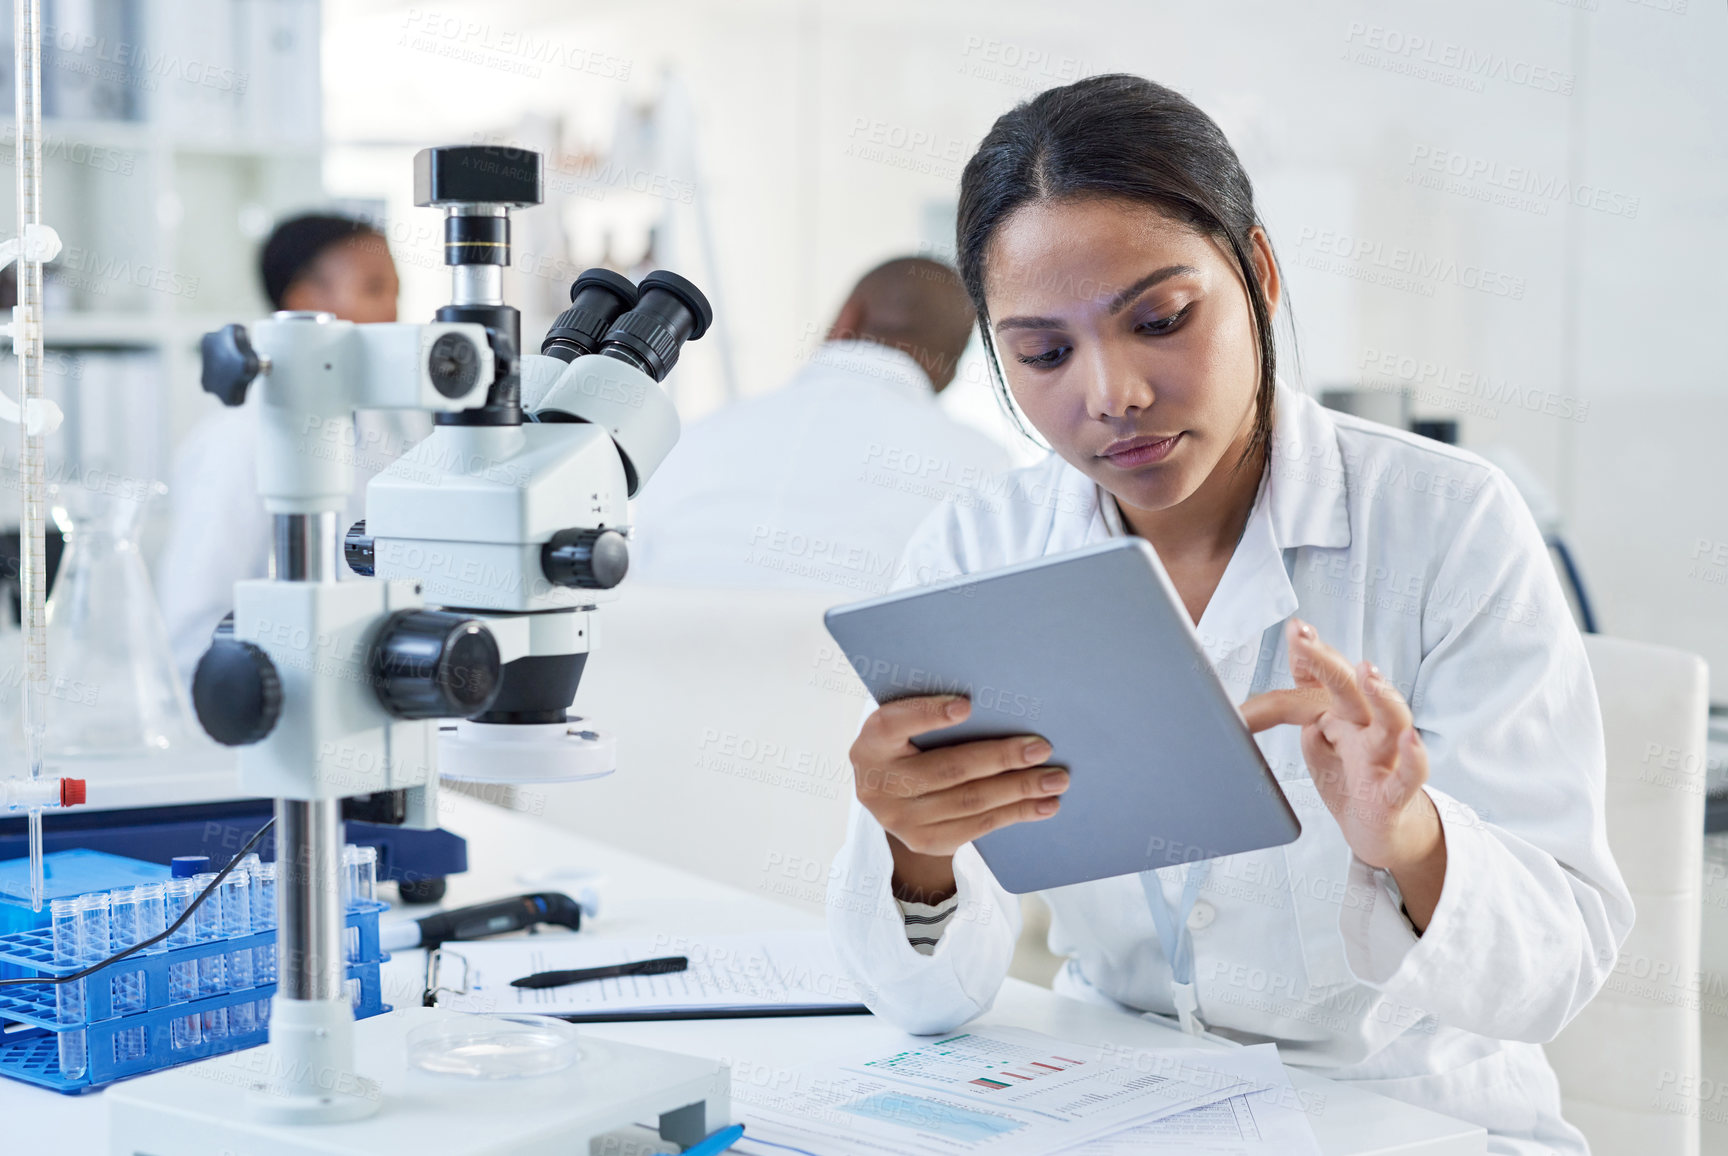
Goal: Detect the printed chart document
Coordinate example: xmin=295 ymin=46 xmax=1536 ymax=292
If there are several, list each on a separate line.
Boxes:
xmin=1058 ymin=1044 xmax=1321 ymax=1155
xmin=436 ymin=931 xmax=868 ymax=1019
xmin=731 ymin=1027 xmax=1264 ymax=1156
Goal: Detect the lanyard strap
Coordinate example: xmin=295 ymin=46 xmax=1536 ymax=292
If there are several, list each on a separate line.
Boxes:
xmin=1140 ymin=860 xmax=1212 ymax=983
xmin=1139 ymin=552 xmax=1294 ymax=1035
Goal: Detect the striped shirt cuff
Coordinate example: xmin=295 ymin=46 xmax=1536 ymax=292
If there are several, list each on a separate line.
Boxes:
xmin=898 ymin=895 xmax=959 ymax=956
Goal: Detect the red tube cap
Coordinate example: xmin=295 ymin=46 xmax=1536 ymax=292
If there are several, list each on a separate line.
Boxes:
xmin=60 ymin=778 xmax=86 ymax=807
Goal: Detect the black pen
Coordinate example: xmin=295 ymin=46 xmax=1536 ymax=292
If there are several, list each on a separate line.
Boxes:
xmin=511 ymin=955 xmax=689 ymax=990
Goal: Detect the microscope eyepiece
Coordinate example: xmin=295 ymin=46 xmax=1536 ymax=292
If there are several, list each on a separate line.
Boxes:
xmin=597 ymin=270 xmax=712 ymax=383
xmin=541 ymin=269 xmax=639 ymax=363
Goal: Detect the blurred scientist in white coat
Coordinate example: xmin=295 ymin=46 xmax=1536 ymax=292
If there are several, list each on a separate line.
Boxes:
xmin=829 ymin=77 xmax=1632 ymax=1156
xmin=628 ymin=257 xmax=1011 ymax=593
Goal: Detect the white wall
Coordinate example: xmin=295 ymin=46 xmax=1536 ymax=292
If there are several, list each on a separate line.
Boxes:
xmin=322 ymin=0 xmax=1728 ymax=689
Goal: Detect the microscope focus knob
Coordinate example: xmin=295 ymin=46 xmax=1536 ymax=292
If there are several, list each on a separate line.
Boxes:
xmin=371 ymin=610 xmax=503 ymax=720
xmin=200 ymin=324 xmax=264 ymax=407
xmin=191 ymin=639 xmax=283 ymax=746
xmin=542 ymin=528 xmax=629 ymax=590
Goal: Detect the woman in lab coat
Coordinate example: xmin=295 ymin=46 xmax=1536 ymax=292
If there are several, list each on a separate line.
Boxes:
xmin=828 ymin=75 xmax=1632 ymax=1156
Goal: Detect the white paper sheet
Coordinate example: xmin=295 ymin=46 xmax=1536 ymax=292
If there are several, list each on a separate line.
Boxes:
xmin=436 ymin=931 xmax=866 ymax=1017
xmin=732 ymin=1027 xmax=1261 ymax=1156
xmin=1058 ymin=1044 xmax=1322 ymax=1155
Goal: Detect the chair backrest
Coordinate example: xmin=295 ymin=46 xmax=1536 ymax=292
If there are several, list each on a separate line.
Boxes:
xmin=542 ymin=585 xmax=864 ymax=914
xmin=1545 ymin=634 xmax=1709 ymax=1156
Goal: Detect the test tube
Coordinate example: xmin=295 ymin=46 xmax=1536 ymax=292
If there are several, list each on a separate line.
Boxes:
xmin=191 ymin=873 xmax=227 ymax=1040
xmin=220 ymin=869 xmax=256 ymax=1034
xmin=131 ymin=883 xmax=167 ymax=1058
xmin=51 ymin=897 xmax=86 ymax=1079
xmin=76 ymin=892 xmax=111 ymax=963
xmin=164 ymin=877 xmax=201 ymax=1050
xmin=75 ymin=894 xmax=110 ymax=1071
xmin=251 ymin=860 xmax=276 ymax=1027
xmin=341 ymin=844 xmax=358 ymax=911
xmin=108 ymin=887 xmax=146 ymax=1063
xmin=341 ymin=846 xmax=358 ymax=961
xmin=352 ymin=845 xmax=377 ymax=905
xmin=133 ymin=882 xmax=167 ymax=950
xmin=239 ymin=852 xmax=263 ymax=957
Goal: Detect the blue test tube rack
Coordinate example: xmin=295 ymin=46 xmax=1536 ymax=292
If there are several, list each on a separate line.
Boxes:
xmin=0 ymin=900 xmax=391 ymax=1093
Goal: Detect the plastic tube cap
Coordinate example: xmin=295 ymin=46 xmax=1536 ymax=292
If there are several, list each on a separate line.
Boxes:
xmin=59 ymin=778 xmax=85 ymax=806
xmin=170 ymin=855 xmax=211 ymax=878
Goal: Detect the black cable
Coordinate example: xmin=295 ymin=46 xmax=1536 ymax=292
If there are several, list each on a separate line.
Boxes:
xmin=0 ymin=817 xmax=276 ymax=988
xmin=1547 ymin=535 xmax=1598 ymax=635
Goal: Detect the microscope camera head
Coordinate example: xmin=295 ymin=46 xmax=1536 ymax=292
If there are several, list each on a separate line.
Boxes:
xmin=414 ymin=144 xmax=544 ymax=427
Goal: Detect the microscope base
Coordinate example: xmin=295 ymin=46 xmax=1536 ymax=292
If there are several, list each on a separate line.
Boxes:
xmin=105 ymin=1007 xmax=731 ymax=1156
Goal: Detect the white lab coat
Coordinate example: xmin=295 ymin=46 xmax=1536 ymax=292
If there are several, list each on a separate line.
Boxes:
xmin=628 ymin=340 xmax=1013 ymax=593
xmin=155 ymin=403 xmax=432 ymax=677
xmin=828 ymin=384 xmax=1633 ymax=1155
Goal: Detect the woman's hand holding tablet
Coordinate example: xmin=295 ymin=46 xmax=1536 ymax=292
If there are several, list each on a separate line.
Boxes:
xmin=845 ymin=603 xmax=1444 ymax=923
xmin=830 ymin=538 xmax=1307 ymax=898
xmin=850 ymin=695 xmax=1066 ymax=904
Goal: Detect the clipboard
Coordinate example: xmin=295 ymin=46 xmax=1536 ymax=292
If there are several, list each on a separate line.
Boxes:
xmin=422 ymin=932 xmax=873 ymax=1023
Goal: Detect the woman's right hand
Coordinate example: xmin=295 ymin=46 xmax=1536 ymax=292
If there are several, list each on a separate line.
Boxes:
xmin=850 ymin=694 xmax=1068 ymax=903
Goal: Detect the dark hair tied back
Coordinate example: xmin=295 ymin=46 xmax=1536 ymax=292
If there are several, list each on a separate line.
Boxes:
xmin=956 ymin=74 xmax=1282 ymax=463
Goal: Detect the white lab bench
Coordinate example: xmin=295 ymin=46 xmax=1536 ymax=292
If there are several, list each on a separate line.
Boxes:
xmin=4 ymin=792 xmax=1486 ymax=1155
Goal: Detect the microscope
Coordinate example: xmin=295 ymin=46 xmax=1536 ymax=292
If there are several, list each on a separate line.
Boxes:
xmin=106 ymin=146 xmax=728 ymax=1154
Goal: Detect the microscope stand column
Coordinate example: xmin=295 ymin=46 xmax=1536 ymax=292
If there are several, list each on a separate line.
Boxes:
xmin=248 ymin=512 xmax=380 ymax=1125
xmin=250 ymin=797 xmax=377 ymax=1123
xmin=272 ymin=510 xmax=339 ymax=584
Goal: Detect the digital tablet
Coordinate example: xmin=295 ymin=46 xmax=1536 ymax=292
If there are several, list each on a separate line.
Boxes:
xmin=823 ymin=537 xmax=1300 ymax=893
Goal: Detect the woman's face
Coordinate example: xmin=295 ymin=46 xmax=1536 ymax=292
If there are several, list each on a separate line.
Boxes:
xmin=283 ymin=233 xmax=400 ymax=324
xmin=982 ymin=197 xmax=1279 ymax=517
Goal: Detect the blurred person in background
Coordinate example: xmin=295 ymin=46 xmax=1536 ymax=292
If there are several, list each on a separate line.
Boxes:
xmin=156 ymin=214 xmax=427 ymax=676
xmin=629 ymin=256 xmax=1015 ymax=594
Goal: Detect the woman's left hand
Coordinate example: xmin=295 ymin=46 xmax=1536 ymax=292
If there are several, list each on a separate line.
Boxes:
xmin=1242 ymin=617 xmax=1448 ymax=930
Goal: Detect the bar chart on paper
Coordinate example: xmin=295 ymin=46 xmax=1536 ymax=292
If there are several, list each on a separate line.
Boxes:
xmin=733 ymin=1027 xmax=1260 ymax=1156
xmin=864 ymin=1033 xmax=1090 ymax=1092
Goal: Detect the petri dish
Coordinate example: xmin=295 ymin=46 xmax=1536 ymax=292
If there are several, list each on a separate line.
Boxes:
xmin=406 ymin=1014 xmax=583 ymax=1079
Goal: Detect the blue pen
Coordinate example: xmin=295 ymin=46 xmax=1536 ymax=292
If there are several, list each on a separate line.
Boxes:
xmin=682 ymin=1122 xmax=745 ymax=1156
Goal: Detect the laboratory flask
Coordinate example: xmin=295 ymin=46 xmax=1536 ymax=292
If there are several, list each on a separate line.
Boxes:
xmin=35 ymin=350 xmax=195 ymax=757
xmin=45 ymin=480 xmax=195 ymax=754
